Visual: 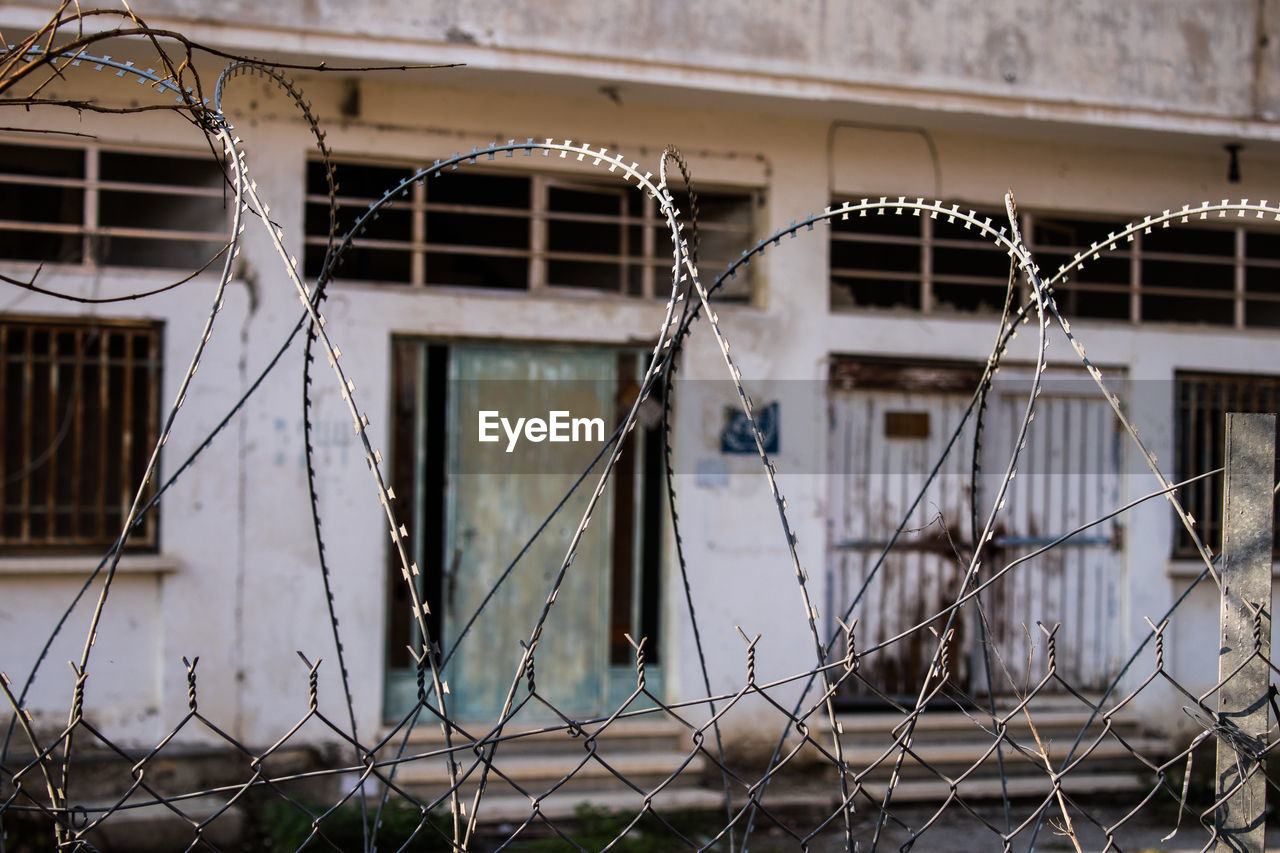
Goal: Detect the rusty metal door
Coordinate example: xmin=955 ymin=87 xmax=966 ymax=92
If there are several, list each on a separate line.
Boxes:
xmin=977 ymin=368 xmax=1125 ymax=695
xmin=828 ymin=360 xmax=982 ymax=703
xmin=828 ymin=360 xmax=1126 ymax=705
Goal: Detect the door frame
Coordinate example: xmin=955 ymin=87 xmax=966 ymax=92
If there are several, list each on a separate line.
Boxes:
xmin=383 ymin=338 xmax=667 ymax=722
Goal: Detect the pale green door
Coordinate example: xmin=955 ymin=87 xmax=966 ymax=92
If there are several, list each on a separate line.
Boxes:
xmin=441 ymin=345 xmax=616 ymax=720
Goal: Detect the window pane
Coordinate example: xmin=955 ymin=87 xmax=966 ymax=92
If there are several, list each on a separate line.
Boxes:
xmin=684 ymin=192 xmax=752 ymax=228
xmin=665 ymin=190 xmax=755 ymax=302
xmin=1142 ymin=293 xmax=1234 ymax=325
xmin=100 ymin=237 xmax=228 ymax=270
xmin=1246 ymin=229 xmax=1280 ymax=261
xmin=694 ymin=227 xmax=751 ymax=268
xmin=548 ymin=218 xmax=623 ymax=256
xmin=1245 ymin=298 xmax=1280 ymax=328
xmin=330 ymin=160 xmax=413 ymax=201
xmin=549 ymin=184 xmax=625 ymax=216
xmin=426 ymin=211 xmax=527 ymax=249
xmin=1144 ymin=225 xmax=1234 ymax=257
xmin=1050 ymin=286 xmax=1130 ymax=320
xmin=0 ymin=224 xmax=83 ymax=263
xmin=428 ymin=171 xmax=529 ymax=209
xmin=337 ymin=245 xmax=413 ymax=283
xmin=0 ymin=143 xmax=85 ymax=264
xmin=424 ymin=251 xmax=526 ymax=289
xmin=932 ymin=281 xmax=1009 ymax=313
xmin=0 ymin=142 xmax=84 ymax=179
xmin=99 ymin=182 xmax=228 ymax=267
xmin=832 ymin=276 xmax=921 ymax=310
xmin=933 ymin=245 xmax=1008 ymax=280
xmin=1142 ymin=258 xmax=1234 ymax=292
xmin=831 ymin=236 xmax=919 ymax=274
xmin=547 ymin=259 xmax=625 ymax=292
xmin=832 ymin=209 xmax=921 ymax=239
xmin=100 ymin=151 xmax=223 ymax=189
xmin=1034 ymin=217 xmax=1105 ymax=248
xmin=1046 ymin=253 xmax=1131 ymax=287
xmin=1245 ymin=265 xmax=1280 ymax=295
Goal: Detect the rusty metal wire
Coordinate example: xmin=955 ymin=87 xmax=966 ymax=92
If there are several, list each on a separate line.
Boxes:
xmin=3 ymin=10 xmax=1280 ymax=853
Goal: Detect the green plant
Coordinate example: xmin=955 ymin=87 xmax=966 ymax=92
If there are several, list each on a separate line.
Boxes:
xmin=522 ymin=803 xmax=725 ymax=852
xmin=255 ymin=798 xmax=451 ymax=851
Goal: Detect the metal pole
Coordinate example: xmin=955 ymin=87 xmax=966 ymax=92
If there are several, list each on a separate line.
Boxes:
xmin=1215 ymin=412 xmax=1275 ymax=853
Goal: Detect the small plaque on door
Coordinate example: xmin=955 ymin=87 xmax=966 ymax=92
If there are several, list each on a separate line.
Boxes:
xmin=885 ymin=410 xmax=930 ymax=439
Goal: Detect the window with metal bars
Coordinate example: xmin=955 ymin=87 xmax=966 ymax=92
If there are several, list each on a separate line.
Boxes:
xmin=1173 ymin=372 xmax=1280 ymax=559
xmin=0 ymin=140 xmax=229 ymax=269
xmin=829 ymin=204 xmax=1011 ymax=314
xmin=830 ymin=204 xmax=1280 ymax=328
xmin=303 ymin=159 xmax=756 ymax=301
xmin=1 ymin=317 xmax=162 ymax=553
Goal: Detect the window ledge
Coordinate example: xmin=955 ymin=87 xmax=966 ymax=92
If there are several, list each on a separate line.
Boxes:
xmin=0 ymin=554 xmax=179 ymax=577
xmin=1168 ymin=559 xmax=1280 ymax=580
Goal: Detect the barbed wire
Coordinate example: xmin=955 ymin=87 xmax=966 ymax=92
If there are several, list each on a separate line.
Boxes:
xmin=1 ymin=7 xmax=1278 ymax=852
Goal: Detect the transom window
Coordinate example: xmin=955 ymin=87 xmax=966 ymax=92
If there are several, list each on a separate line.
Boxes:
xmin=304 ymin=159 xmax=755 ymax=301
xmin=1 ymin=316 xmax=163 ymax=553
xmin=830 ymin=204 xmax=1280 ymax=328
xmin=0 ymin=140 xmax=228 ymax=269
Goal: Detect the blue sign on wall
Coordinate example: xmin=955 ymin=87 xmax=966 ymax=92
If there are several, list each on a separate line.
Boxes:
xmin=720 ymin=400 xmax=779 ymax=454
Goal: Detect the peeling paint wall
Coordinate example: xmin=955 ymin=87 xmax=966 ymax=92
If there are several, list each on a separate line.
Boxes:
xmin=112 ymin=0 xmax=1274 ymax=121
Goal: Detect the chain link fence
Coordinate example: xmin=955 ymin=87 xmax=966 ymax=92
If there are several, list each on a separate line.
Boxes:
xmin=3 ymin=7 xmax=1280 ymax=851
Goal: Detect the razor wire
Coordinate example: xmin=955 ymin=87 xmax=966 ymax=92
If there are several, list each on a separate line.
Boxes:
xmin=1 ymin=15 xmax=1279 ymax=853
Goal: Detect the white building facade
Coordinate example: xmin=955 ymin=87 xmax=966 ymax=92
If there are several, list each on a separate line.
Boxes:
xmin=2 ymin=0 xmax=1279 ymax=764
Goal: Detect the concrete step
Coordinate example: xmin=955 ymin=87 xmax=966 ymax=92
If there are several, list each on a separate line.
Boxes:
xmin=834 ymin=735 xmax=1169 ymax=776
xmin=391 ymin=715 xmax=694 ymax=755
xmin=856 ymin=771 xmax=1153 ymax=804
xmin=76 ymin=794 xmax=245 ymax=851
xmin=394 ymin=748 xmax=707 ymax=792
xmin=384 ymin=716 xmax=709 ymax=802
xmin=377 ymin=708 xmax=1172 ymax=821
xmin=830 ymin=706 xmax=1153 ymax=744
xmin=822 ymin=707 xmax=1171 ymax=799
xmin=458 ymin=785 xmax=732 ymax=823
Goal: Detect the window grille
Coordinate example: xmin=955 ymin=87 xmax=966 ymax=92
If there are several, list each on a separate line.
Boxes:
xmin=829 ymin=205 xmax=1010 ymax=314
xmin=1173 ymin=371 xmax=1280 ymax=558
xmin=1 ymin=316 xmax=162 ymax=553
xmin=831 ymin=204 xmax=1280 ymax=328
xmin=304 ymin=160 xmax=756 ymax=301
xmin=0 ymin=140 xmax=228 ymax=269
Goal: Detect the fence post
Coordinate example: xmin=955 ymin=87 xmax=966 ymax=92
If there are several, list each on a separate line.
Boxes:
xmin=1215 ymin=412 xmax=1275 ymax=852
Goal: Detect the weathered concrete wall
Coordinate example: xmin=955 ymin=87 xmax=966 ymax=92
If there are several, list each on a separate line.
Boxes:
xmin=91 ymin=0 xmax=1276 ymax=121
